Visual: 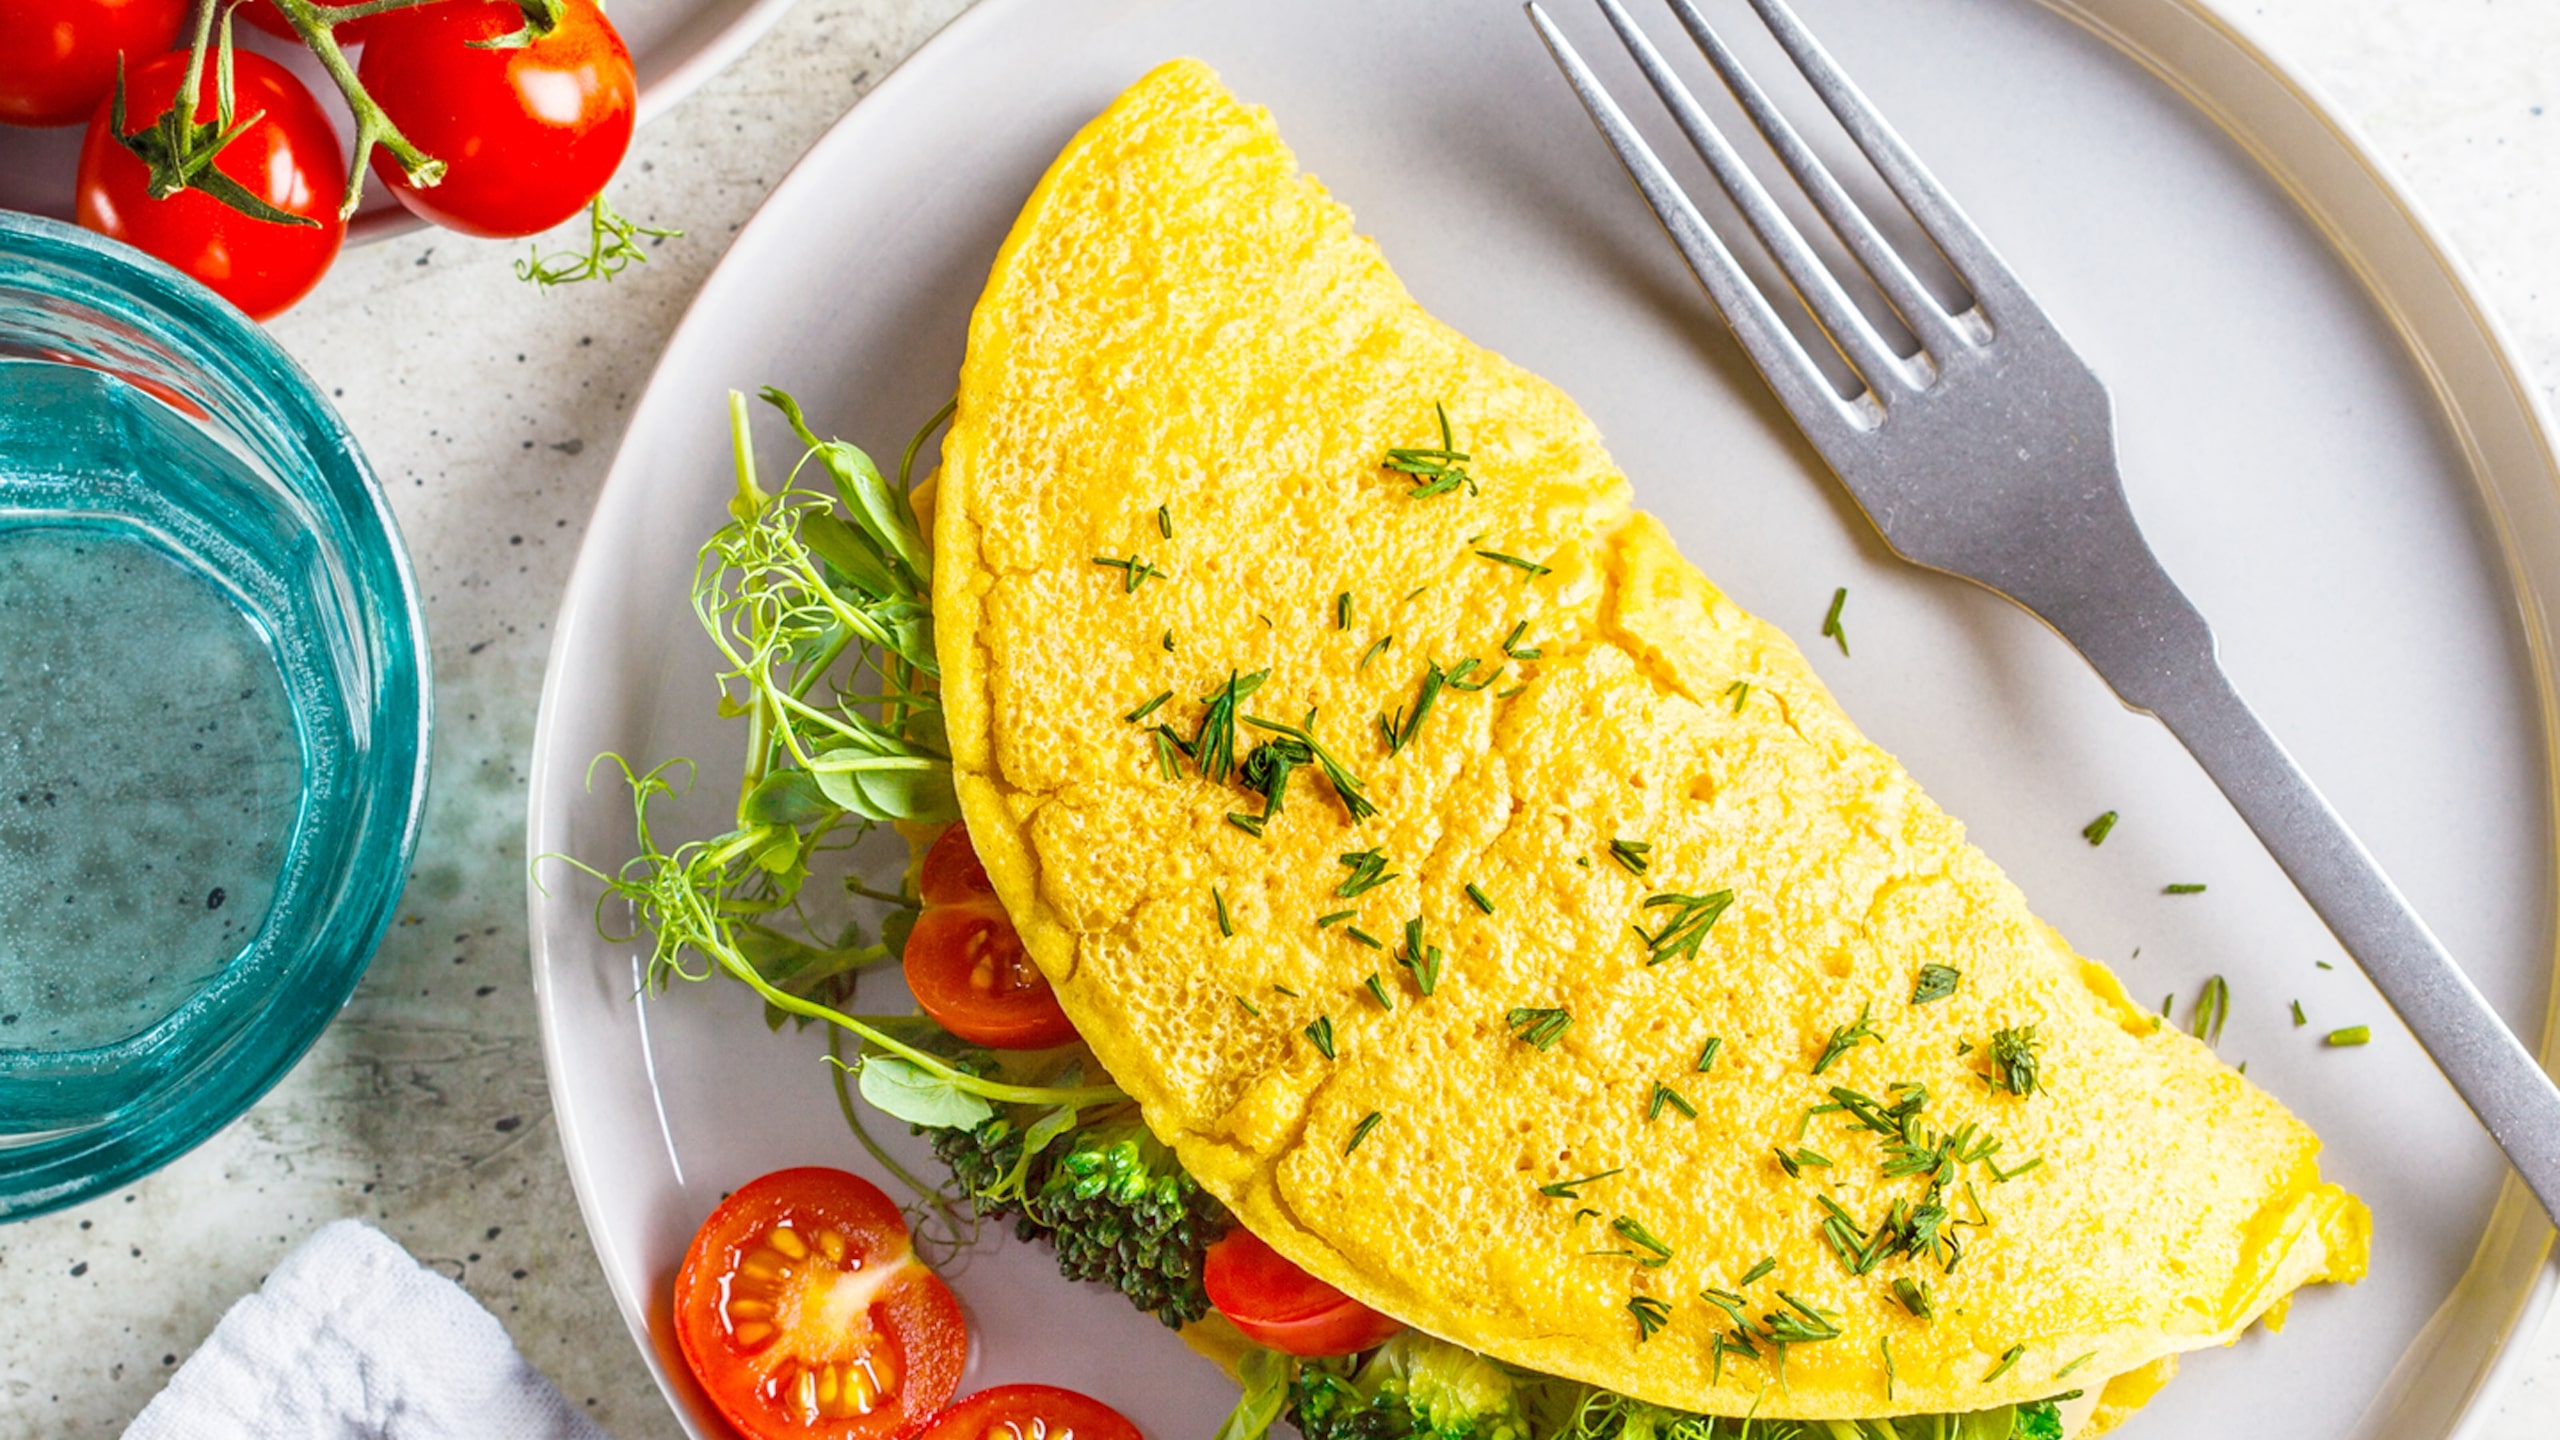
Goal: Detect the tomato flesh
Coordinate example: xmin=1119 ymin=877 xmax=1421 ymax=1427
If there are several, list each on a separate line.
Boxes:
xmin=918 ymin=1386 xmax=1143 ymax=1440
xmin=356 ymin=0 xmax=635 ymax=238
xmin=918 ymin=821 xmax=998 ymax=908
xmin=75 ymin=46 xmax=345 ymax=320
xmin=676 ymin=1168 xmax=968 ymax=1440
xmin=904 ymin=902 xmax=1078 ymax=1051
xmin=0 ymin=0 xmax=188 ymax=128
xmin=1202 ymin=1227 xmax=1405 ymax=1358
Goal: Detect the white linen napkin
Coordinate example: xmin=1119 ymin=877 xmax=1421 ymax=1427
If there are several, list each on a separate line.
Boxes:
xmin=125 ymin=1218 xmax=613 ymax=1440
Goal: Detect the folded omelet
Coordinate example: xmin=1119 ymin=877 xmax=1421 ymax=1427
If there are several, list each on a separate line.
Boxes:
xmin=932 ymin=58 xmax=2366 ymax=1426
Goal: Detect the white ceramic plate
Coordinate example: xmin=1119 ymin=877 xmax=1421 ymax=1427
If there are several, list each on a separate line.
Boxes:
xmin=0 ymin=0 xmax=796 ymax=245
xmin=526 ymin=1 xmax=2560 ymax=1435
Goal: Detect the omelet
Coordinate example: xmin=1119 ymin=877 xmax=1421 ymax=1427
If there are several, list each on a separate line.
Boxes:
xmin=931 ymin=58 xmax=2367 ymax=1424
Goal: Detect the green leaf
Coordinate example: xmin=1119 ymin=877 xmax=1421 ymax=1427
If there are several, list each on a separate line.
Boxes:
xmin=857 ymin=1055 xmax=994 ymax=1130
xmin=747 ymin=823 xmax=800 ymax=875
xmin=1211 ymin=1347 xmax=1292 ymax=1440
xmin=761 ymin=388 xmax=929 ymax=581
xmin=740 ymin=769 xmax=833 ymax=827
xmin=799 ymin=509 xmax=902 ymax=599
xmin=808 ymin=750 xmax=959 ymax=822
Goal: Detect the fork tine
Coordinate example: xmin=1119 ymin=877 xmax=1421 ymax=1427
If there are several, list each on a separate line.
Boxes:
xmin=1527 ymin=3 xmax=1872 ymax=437
xmin=1659 ymin=0 xmax=1967 ymax=350
xmin=1585 ymin=0 xmax=1915 ymax=392
xmin=1739 ymin=0 xmax=2028 ymax=314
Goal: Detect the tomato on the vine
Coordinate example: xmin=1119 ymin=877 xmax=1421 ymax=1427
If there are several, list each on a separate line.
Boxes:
xmin=918 ymin=1387 xmax=1143 ymax=1440
xmin=1202 ymin=1227 xmax=1406 ymax=1358
xmin=675 ymin=1168 xmax=969 ymax=1440
xmin=356 ymin=0 xmax=635 ymax=238
xmin=236 ymin=0 xmax=380 ymax=48
xmin=75 ymin=46 xmax=345 ymax=320
xmin=0 ymin=0 xmax=189 ymax=128
xmin=905 ymin=824 xmax=1077 ymax=1050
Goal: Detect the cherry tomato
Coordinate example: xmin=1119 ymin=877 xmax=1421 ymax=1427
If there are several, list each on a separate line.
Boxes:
xmin=356 ymin=0 xmax=635 ymax=238
xmin=76 ymin=46 xmax=345 ymax=320
xmin=918 ymin=822 xmax=997 ymax=908
xmin=918 ymin=1386 xmax=1143 ymax=1440
xmin=0 ymin=0 xmax=188 ymax=128
xmin=236 ymin=0 xmax=379 ymax=47
xmin=1202 ymin=1228 xmax=1405 ymax=1358
xmin=904 ymin=903 xmax=1077 ymax=1051
xmin=675 ymin=1168 xmax=969 ymax=1440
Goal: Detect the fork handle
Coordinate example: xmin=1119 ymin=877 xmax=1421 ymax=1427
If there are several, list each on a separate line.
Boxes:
xmin=2149 ymin=654 xmax=2560 ymax=1223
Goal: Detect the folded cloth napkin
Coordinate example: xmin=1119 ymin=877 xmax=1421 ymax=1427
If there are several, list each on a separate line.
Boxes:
xmin=125 ymin=1218 xmax=612 ymax=1440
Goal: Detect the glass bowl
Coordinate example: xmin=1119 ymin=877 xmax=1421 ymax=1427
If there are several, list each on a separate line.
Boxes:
xmin=0 ymin=211 xmax=431 ymax=1220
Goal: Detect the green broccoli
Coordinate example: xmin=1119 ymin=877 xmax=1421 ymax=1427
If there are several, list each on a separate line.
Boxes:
xmin=929 ymin=1109 xmax=1229 ymax=1326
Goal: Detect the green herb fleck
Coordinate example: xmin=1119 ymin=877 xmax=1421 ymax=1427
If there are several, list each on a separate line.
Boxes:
xmin=1379 ymin=661 xmax=1449 ymax=755
xmin=1336 ymin=592 xmax=1352 ymax=630
xmin=1611 ymin=1215 xmax=1675 ymax=1267
xmin=1362 ymin=973 xmax=1394 ymax=1011
xmin=1162 ymin=629 xmax=1175 ymax=652
xmin=1477 ymin=549 xmax=1553 ymax=577
xmin=1235 ymin=993 xmax=1262 ymax=1017
xmin=1538 ymin=1168 xmax=1623 ymax=1201
xmin=2192 ymin=975 xmax=2231 ymax=1048
xmin=1336 ymin=848 xmax=1400 ymax=898
xmin=1910 ymin=964 xmax=1962 ymax=1005
xmin=1508 ymin=1006 xmax=1573 ymax=1051
xmin=1304 ymin=1015 xmax=1337 ymax=1060
xmin=1212 ymin=886 xmax=1234 ymax=938
xmin=2327 ymin=1025 xmax=2372 ymax=1047
xmin=1345 ymin=926 xmax=1385 ymax=950
xmin=1635 ymin=890 xmax=1734 ymax=965
xmin=1648 ymin=1084 xmax=1698 ymax=1121
xmin=1812 ymin=1005 xmax=1882 ymax=1075
xmin=1882 ymin=1336 xmax=1898 ymax=1400
xmin=1125 ymin=689 xmax=1173 ymax=723
xmin=1983 ymin=1026 xmax=2041 ymax=1097
xmin=2165 ymin=882 xmax=2208 ymax=895
xmin=1502 ymin=620 xmax=1542 ymax=660
xmin=1723 ymin=679 xmax=1751 ymax=714
xmin=1383 ymin=403 xmax=1478 ymax=499
xmin=1891 ymin=1276 xmax=1934 ymax=1320
xmin=1316 ymin=909 xmax=1356 ymax=929
xmin=1820 ymin=587 xmax=1849 ymax=656
xmin=1608 ymin=838 xmax=1651 ymax=874
xmin=1189 ymin=668 xmax=1268 ymax=785
xmin=1346 ymin=1111 xmax=1384 ymax=1154
xmin=1982 ymin=1344 xmax=2025 ymax=1384
xmin=1156 ymin=503 xmax=1173 ymax=538
xmin=1090 ymin=553 xmax=1164 ymax=592
xmin=1225 ymin=812 xmax=1267 ymax=837
xmin=2083 ymin=810 xmax=2119 ymax=846
xmin=2055 ymin=1351 xmax=2097 ymax=1380
xmin=1737 ymin=1256 xmax=1776 ymax=1287
xmin=1695 ymin=1036 xmax=1723 ymax=1072
xmin=1242 ymin=713 xmax=1374 ymax=821
xmin=1767 ymin=1292 xmax=1841 ymax=1343
xmin=1393 ymin=918 xmax=1442 ymax=996
xmin=2291 ymin=999 xmax=2307 ymax=1027
xmin=1465 ymin=881 xmax=1495 ymax=915
xmin=1358 ymin=635 xmax=1394 ymax=670
xmin=1627 ymin=1295 xmax=1673 ymax=1341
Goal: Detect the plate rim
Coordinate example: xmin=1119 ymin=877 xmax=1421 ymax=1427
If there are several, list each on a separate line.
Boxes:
xmin=524 ymin=0 xmax=2560 ymax=1433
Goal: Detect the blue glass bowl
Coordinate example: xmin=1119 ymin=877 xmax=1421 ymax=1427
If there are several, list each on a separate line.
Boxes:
xmin=0 ymin=211 xmax=430 ymax=1219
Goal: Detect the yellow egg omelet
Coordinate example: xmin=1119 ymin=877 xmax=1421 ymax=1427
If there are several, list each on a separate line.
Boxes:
xmin=930 ymin=58 xmax=2367 ymax=1424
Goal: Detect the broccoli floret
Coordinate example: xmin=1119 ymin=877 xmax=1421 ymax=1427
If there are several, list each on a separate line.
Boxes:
xmin=1292 ymin=1334 xmax=1534 ymax=1440
xmin=929 ymin=1111 xmax=1229 ymax=1327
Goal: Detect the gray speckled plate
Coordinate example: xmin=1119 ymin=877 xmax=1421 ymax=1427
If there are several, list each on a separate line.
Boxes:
xmin=527 ymin=1 xmax=2560 ymax=1435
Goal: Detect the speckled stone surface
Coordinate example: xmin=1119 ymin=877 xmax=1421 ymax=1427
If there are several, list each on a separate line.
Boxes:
xmin=0 ymin=1 xmax=2554 ymax=1435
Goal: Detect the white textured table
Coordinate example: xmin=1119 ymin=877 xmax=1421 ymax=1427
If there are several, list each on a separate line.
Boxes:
xmin=2 ymin=1 xmax=2555 ymax=1434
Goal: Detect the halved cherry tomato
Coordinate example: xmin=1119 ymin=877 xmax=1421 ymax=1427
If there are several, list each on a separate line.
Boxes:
xmin=675 ymin=1168 xmax=968 ymax=1440
xmin=904 ymin=903 xmax=1077 ymax=1051
xmin=356 ymin=0 xmax=634 ymax=238
xmin=0 ymin=0 xmax=188 ymax=128
xmin=75 ymin=45 xmax=346 ymax=320
xmin=918 ymin=821 xmax=997 ymax=908
xmin=918 ymin=1386 xmax=1143 ymax=1440
xmin=1202 ymin=1227 xmax=1405 ymax=1358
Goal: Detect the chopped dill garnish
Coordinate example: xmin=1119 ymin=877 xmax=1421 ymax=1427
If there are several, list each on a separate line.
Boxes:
xmin=2055 ymin=1350 xmax=2097 ymax=1379
xmin=1627 ymin=1295 xmax=1673 ymax=1341
xmin=1346 ymin=1111 xmax=1384 ymax=1154
xmin=1304 ymin=1015 xmax=1337 ymax=1059
xmin=1502 ymin=620 xmax=1541 ymax=660
xmin=1274 ymin=984 xmax=1302 ymax=997
xmin=1495 ymin=682 xmax=1527 ymax=699
xmin=1241 ymin=713 xmax=1374 ymax=821
xmin=1608 ymin=838 xmax=1651 ymax=874
xmin=1812 ymin=1005 xmax=1882 ymax=1074
xmin=1363 ymin=972 xmax=1394 ymax=1011
xmin=1477 ymin=549 xmax=1552 ymax=577
xmin=1508 ymin=1006 xmax=1573 ymax=1051
xmin=1189 ymin=668 xmax=1267 ymax=785
xmin=1767 ymin=1292 xmax=1840 ymax=1343
xmin=1648 ymin=1084 xmax=1698 ymax=1120
xmin=1315 ymin=909 xmax=1356 ymax=929
xmin=1891 ymin=1276 xmax=1934 ymax=1319
xmin=2083 ymin=810 xmax=2118 ymax=845
xmin=1394 ymin=918 xmax=1442 ymax=996
xmin=1538 ymin=1167 xmax=1623 ymax=1200
xmin=1162 ymin=629 xmax=1175 ymax=652
xmin=1443 ymin=657 xmax=1502 ymax=692
xmin=1383 ymin=403 xmax=1478 ymax=499
xmin=1226 ymin=812 xmax=1267 ymax=837
xmin=1089 ymin=553 xmax=1164 ymax=592
xmin=1694 ymin=1037 xmax=1723 ymax=1073
xmin=1336 ymin=592 xmax=1352 ymax=630
xmin=2327 ymin=1025 xmax=2372 ymax=1047
xmin=1910 ymin=963 xmax=1961 ymax=1005
xmin=2317 ymin=960 xmax=2335 ymax=970
xmin=1336 ymin=848 xmax=1399 ymax=898
xmin=1611 ymin=1215 xmax=1675 ymax=1267
xmin=1379 ymin=660 xmax=1448 ymax=755
xmin=1723 ymin=679 xmax=1750 ymax=713
xmin=1125 ymin=689 xmax=1172 ymax=723
xmin=1345 ymin=926 xmax=1384 ymax=950
xmin=2165 ymin=882 xmax=2208 ymax=895
xmin=1982 ymin=1344 xmax=2025 ymax=1384
xmin=1738 ymin=1256 xmax=1777 ymax=1287
xmin=1982 ymin=1026 xmax=2041 ymax=1097
xmin=1151 ymin=728 xmax=1177 ymax=780
xmin=1212 ymin=886 xmax=1234 ymax=937
xmin=1156 ymin=503 xmax=1173 ymax=538
xmin=1358 ymin=635 xmax=1394 ymax=670
xmin=1235 ymin=993 xmax=1262 ymax=1017
xmin=1635 ymin=890 xmax=1734 ymax=965
xmin=1465 ymin=881 xmax=1495 ymax=915
xmin=1882 ymin=1336 xmax=1898 ymax=1400
xmin=2192 ymin=975 xmax=2231 ymax=1048
xmin=2291 ymin=999 xmax=2307 ymax=1027
xmin=1820 ymin=586 xmax=1849 ymax=656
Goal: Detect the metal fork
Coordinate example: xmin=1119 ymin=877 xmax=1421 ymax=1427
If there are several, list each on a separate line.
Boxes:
xmin=1528 ymin=0 xmax=2560 ymax=1222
